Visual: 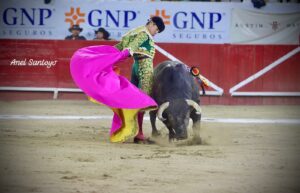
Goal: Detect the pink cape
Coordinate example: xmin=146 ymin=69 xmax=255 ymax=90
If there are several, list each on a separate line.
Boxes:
xmin=70 ymin=45 xmax=157 ymax=136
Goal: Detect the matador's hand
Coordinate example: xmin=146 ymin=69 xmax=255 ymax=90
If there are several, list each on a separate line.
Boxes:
xmin=120 ymin=49 xmax=130 ymax=60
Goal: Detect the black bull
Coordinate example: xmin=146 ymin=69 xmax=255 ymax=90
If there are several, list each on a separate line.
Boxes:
xmin=150 ymin=61 xmax=202 ymax=142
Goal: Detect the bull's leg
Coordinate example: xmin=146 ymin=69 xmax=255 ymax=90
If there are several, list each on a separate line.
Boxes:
xmin=190 ymin=110 xmax=202 ymax=144
xmin=150 ymin=110 xmax=160 ymax=137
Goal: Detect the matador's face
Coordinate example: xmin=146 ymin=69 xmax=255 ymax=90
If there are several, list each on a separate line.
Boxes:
xmin=147 ymin=22 xmax=159 ymax=36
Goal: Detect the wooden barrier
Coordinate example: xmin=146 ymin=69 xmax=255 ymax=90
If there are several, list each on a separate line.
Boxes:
xmin=0 ymin=39 xmax=299 ymax=105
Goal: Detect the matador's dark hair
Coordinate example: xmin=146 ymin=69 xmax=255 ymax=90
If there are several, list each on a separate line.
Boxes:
xmin=147 ymin=16 xmax=165 ymax=33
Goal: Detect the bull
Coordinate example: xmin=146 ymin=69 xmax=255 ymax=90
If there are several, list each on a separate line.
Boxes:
xmin=150 ymin=61 xmax=202 ymax=143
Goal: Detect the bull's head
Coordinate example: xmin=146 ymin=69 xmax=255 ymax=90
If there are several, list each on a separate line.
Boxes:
xmin=157 ymin=99 xmax=201 ymax=140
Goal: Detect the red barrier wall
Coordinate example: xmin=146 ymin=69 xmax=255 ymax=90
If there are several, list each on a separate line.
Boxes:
xmin=0 ymin=39 xmax=299 ymax=105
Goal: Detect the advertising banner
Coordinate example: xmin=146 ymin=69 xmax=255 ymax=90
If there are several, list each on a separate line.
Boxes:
xmin=0 ymin=0 xmax=231 ymax=43
xmin=1 ymin=0 xmax=300 ymax=44
xmin=231 ymin=9 xmax=300 ymax=45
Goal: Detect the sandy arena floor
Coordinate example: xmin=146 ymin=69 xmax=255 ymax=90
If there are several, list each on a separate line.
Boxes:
xmin=0 ymin=100 xmax=300 ymax=193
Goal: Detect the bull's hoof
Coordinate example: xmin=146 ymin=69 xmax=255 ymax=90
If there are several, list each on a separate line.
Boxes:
xmin=134 ymin=138 xmax=156 ymax=144
xmin=152 ymin=130 xmax=161 ymax=137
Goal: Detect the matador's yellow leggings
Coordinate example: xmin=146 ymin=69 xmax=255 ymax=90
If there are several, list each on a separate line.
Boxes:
xmin=88 ymin=97 xmax=140 ymax=143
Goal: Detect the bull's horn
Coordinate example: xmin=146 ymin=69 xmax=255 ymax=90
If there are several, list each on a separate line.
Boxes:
xmin=157 ymin=102 xmax=169 ymax=121
xmin=186 ymin=99 xmax=201 ymax=115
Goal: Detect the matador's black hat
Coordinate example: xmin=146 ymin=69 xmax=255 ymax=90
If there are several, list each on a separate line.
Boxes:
xmin=150 ymin=16 xmax=165 ymax=33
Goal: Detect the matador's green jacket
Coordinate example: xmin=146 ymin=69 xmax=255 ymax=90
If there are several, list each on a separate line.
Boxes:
xmin=115 ymin=26 xmax=155 ymax=95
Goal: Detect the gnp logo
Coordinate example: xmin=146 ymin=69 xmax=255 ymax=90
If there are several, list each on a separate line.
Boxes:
xmin=2 ymin=7 xmax=52 ymax=25
xmin=151 ymin=9 xmax=224 ymax=30
xmin=64 ymin=7 xmax=137 ymax=28
xmin=65 ymin=7 xmax=85 ymax=26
